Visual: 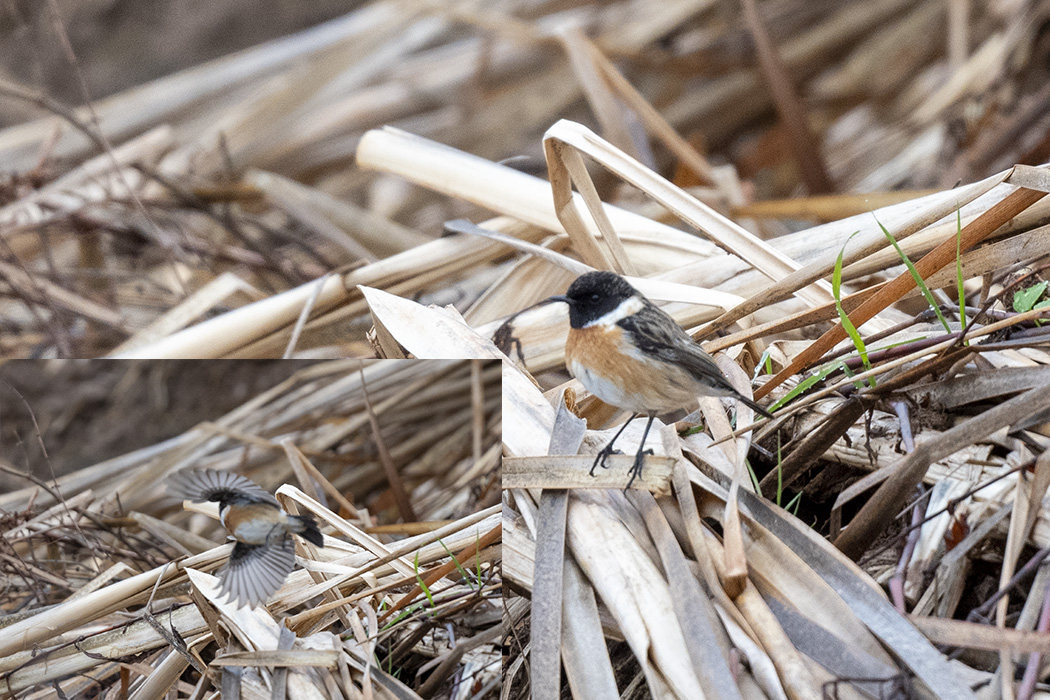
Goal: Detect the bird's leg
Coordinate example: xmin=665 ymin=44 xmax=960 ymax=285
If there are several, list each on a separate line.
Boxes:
xmin=589 ymin=413 xmax=640 ymax=476
xmin=624 ymin=414 xmax=657 ymax=490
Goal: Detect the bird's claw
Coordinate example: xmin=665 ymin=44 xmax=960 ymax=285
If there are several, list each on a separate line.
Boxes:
xmin=589 ymin=450 xmax=611 ymax=476
xmin=623 ymin=450 xmax=647 ymax=491
xmin=589 ymin=444 xmax=625 ymax=476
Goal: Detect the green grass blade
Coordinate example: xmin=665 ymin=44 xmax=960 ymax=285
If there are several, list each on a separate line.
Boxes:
xmin=439 ymin=538 xmax=478 ymax=591
xmin=746 ymin=459 xmax=761 ymax=495
xmin=839 ymin=362 xmax=867 ymax=391
xmin=682 ymin=421 xmax=708 ymax=437
xmin=414 ymin=552 xmax=436 ymax=607
xmin=769 ymin=360 xmax=849 ymax=411
xmin=875 ymin=215 xmax=951 ymax=333
xmin=834 ymin=231 xmax=875 ymax=388
xmin=752 ymin=349 xmax=772 ymax=380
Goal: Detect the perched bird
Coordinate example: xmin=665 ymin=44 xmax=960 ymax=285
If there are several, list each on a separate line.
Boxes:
xmin=550 ymin=270 xmax=773 ymax=488
xmin=168 ymin=468 xmax=324 ymax=608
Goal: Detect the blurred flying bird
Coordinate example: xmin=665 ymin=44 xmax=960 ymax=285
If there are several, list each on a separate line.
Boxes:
xmin=168 ymin=468 xmax=324 ymax=607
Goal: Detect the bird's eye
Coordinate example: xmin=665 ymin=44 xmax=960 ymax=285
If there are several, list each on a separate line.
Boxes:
xmin=591 ymin=294 xmax=600 ymax=302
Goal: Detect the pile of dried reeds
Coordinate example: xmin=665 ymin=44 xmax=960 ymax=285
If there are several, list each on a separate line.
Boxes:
xmin=5 ymin=0 xmax=1050 ymax=697
xmin=2 ymin=0 xmax=1047 ymax=358
xmin=0 ymin=359 xmax=501 ymax=699
xmin=486 ymin=112 xmax=1050 ymax=697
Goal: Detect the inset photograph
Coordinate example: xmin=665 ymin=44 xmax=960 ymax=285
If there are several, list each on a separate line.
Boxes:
xmin=0 ymin=359 xmax=501 ymax=699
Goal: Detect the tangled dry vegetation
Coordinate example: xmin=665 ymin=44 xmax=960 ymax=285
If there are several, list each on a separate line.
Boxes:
xmin=3 ymin=0 xmax=1048 ymax=359
xmin=0 ymin=359 xmax=501 ymax=699
xmin=499 ymin=157 xmax=1050 ymax=697
xmin=5 ymin=0 xmax=1050 ymax=699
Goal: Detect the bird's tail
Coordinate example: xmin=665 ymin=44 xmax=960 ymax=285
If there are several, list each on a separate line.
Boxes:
xmin=732 ymin=391 xmax=774 ymax=419
xmin=291 ymin=513 xmax=325 ymax=546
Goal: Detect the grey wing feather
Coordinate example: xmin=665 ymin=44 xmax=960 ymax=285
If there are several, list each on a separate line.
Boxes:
xmin=620 ymin=303 xmax=773 ymax=418
xmin=619 ymin=303 xmax=736 ymax=393
xmin=221 ymin=536 xmax=295 ymax=608
xmin=168 ymin=468 xmax=279 ymax=505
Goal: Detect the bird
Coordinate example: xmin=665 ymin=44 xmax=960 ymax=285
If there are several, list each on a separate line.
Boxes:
xmin=549 ymin=270 xmax=773 ymax=488
xmin=168 ymin=468 xmax=324 ymax=608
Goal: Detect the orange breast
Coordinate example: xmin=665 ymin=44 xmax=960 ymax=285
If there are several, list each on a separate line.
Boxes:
xmin=565 ymin=325 xmax=698 ymax=413
xmin=565 ymin=324 xmax=624 ymax=377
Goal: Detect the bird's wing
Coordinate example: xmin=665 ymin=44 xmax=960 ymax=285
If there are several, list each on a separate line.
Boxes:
xmin=618 ymin=303 xmax=736 ymax=393
xmin=167 ymin=468 xmax=279 ymax=506
xmin=220 ymin=536 xmax=295 ymax=608
xmin=619 ymin=303 xmax=773 ymax=418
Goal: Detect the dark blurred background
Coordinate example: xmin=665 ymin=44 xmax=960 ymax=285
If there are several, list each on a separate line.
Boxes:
xmin=0 ymin=360 xmax=322 ymax=491
xmin=0 ymin=0 xmax=353 ymax=125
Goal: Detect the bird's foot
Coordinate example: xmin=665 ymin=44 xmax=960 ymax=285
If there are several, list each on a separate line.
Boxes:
xmin=589 ymin=445 xmax=621 ymax=476
xmin=623 ymin=449 xmax=648 ymax=491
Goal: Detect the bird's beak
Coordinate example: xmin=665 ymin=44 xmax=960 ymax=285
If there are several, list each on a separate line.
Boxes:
xmin=546 ymin=295 xmax=571 ymax=304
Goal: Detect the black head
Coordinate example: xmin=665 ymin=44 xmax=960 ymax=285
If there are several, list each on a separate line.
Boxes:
xmin=555 ymin=271 xmax=639 ymax=328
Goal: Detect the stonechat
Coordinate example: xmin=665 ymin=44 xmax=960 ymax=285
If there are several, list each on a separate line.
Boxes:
xmin=168 ymin=468 xmax=324 ymax=608
xmin=549 ymin=270 xmax=773 ymax=488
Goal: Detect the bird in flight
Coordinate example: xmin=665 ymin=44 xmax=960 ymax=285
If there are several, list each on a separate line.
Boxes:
xmin=169 ymin=468 xmax=324 ymax=607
